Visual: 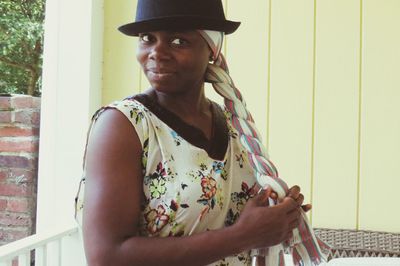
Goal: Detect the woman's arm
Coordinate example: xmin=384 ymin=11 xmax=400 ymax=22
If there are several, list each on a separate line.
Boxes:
xmin=82 ymin=109 xmax=301 ymax=266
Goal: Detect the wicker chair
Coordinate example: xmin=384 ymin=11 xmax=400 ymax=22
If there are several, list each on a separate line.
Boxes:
xmin=314 ymin=228 xmax=400 ymax=260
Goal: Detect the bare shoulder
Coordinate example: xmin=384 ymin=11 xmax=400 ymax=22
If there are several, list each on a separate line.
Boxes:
xmin=84 ymin=107 xmax=143 ymax=182
xmin=88 ymin=107 xmax=142 ymax=152
xmin=82 ymin=108 xmax=144 ymax=262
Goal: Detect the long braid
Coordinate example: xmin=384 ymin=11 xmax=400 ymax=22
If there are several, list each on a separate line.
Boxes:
xmin=206 ymin=54 xmax=287 ymax=196
xmin=205 ymin=51 xmax=329 ymax=265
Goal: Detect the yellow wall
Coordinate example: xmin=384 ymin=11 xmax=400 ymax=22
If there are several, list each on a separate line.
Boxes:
xmin=102 ymin=0 xmax=400 ymax=233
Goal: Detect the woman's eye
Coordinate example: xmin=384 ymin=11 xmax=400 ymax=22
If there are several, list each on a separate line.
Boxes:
xmin=171 ymin=38 xmax=187 ymax=45
xmin=140 ymin=34 xmax=151 ymax=42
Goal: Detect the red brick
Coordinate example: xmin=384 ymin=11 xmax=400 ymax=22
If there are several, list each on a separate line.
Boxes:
xmin=32 ymin=97 xmax=41 ymax=109
xmin=0 ymin=95 xmax=38 ymax=248
xmin=0 ymin=97 xmax=11 ymax=110
xmin=5 ymin=169 xmax=36 ymax=183
xmin=11 ymin=96 xmax=33 ymax=109
xmin=6 ymin=198 xmax=29 ymax=213
xmin=11 ymin=95 xmax=41 ymax=109
xmin=0 ymin=170 xmax=7 ymax=182
xmin=0 ymin=169 xmax=37 ymax=183
xmin=1 ymin=228 xmax=30 ymax=242
xmin=0 ymin=199 xmax=7 ymax=211
xmin=0 ymin=111 xmax=12 ymax=123
xmin=0 ymin=213 xmax=31 ymax=227
xmin=0 ymin=126 xmax=39 ymax=137
xmin=31 ymin=111 xmax=40 ymax=126
xmin=13 ymin=110 xmax=30 ymax=124
xmin=0 ymin=139 xmax=39 ymax=153
xmin=13 ymin=170 xmax=35 ymax=183
xmin=14 ymin=110 xmax=41 ymax=126
xmin=0 ymin=155 xmax=36 ymax=169
xmin=0 ymin=183 xmax=30 ymax=197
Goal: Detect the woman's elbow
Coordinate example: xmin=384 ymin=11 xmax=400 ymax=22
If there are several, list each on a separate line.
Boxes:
xmin=85 ymin=245 xmax=120 ymax=266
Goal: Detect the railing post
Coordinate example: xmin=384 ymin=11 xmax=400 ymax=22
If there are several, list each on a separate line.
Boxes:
xmin=36 ymin=245 xmax=47 ymax=266
xmin=18 ymin=252 xmax=30 ymax=266
xmin=0 ymin=225 xmax=80 ymax=265
xmin=58 ymin=239 xmax=62 ymax=266
xmin=45 ymin=240 xmax=60 ymax=266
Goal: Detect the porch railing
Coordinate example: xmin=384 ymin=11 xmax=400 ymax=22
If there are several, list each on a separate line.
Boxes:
xmin=0 ymin=224 xmax=79 ymax=266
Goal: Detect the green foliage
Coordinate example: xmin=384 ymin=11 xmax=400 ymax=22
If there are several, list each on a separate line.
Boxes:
xmin=0 ymin=0 xmax=45 ymax=96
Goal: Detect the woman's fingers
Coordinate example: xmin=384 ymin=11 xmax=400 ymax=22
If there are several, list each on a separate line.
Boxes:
xmin=287 ymin=185 xmax=312 ymax=209
xmin=288 ymin=185 xmax=300 ymax=199
xmin=280 ymin=197 xmax=299 ymax=213
xmin=296 ymin=193 xmax=304 ymax=206
xmin=254 ymin=187 xmax=272 ymax=206
xmin=301 ymin=204 xmax=312 ymax=212
xmin=280 ymin=197 xmax=302 ymax=231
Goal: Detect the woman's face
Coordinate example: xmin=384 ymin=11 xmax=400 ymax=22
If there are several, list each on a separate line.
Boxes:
xmin=136 ymin=31 xmax=211 ymax=94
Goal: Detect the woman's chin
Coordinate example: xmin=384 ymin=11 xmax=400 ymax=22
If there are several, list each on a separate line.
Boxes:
xmin=150 ymin=85 xmax=180 ymax=94
xmin=149 ymin=81 xmax=183 ymax=95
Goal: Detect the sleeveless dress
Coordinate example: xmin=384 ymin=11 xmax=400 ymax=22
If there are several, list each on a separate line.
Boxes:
xmin=75 ymin=94 xmax=261 ymax=266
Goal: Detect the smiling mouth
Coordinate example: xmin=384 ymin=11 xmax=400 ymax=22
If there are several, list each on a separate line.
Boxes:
xmin=148 ymin=69 xmax=175 ymax=74
xmin=150 ymin=71 xmax=174 ymax=75
xmin=147 ymin=70 xmax=176 ymax=80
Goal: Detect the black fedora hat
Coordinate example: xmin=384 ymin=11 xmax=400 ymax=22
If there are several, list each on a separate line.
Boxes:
xmin=118 ymin=0 xmax=241 ymax=36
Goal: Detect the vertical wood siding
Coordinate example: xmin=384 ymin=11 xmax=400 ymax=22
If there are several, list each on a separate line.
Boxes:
xmin=103 ymin=0 xmax=400 ymax=232
xmin=312 ymin=0 xmax=361 ymax=230
xmin=102 ymin=0 xmax=141 ymax=101
xmin=359 ymin=0 xmax=400 ymax=232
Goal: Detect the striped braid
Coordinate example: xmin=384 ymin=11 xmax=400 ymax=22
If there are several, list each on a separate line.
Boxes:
xmin=205 ymin=56 xmax=284 ymax=194
xmin=203 ymin=40 xmax=329 ymax=265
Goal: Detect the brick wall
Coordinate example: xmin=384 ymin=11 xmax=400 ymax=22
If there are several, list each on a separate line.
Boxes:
xmin=0 ymin=94 xmax=40 ymax=246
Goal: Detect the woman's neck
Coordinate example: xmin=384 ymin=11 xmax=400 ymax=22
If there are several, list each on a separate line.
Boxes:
xmin=146 ymin=86 xmax=211 ymax=118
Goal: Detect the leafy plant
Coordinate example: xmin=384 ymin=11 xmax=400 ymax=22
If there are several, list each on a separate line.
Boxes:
xmin=0 ymin=0 xmax=45 ymax=96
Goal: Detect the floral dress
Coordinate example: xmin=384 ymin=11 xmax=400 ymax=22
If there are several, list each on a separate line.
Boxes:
xmin=75 ymin=94 xmax=260 ymax=265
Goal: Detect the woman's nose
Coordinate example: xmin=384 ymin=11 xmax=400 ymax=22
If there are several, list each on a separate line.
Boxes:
xmin=149 ymin=41 xmax=172 ymax=61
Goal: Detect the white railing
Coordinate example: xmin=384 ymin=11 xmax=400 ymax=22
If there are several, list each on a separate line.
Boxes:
xmin=0 ymin=224 xmax=79 ymax=266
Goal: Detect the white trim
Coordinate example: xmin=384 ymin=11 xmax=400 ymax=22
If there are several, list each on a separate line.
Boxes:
xmin=0 ymin=224 xmax=78 ymax=261
xmin=36 ymin=0 xmax=103 ymax=264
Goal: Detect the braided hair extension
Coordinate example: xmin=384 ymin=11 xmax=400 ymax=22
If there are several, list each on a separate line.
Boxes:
xmin=199 ymin=30 xmax=329 ymax=265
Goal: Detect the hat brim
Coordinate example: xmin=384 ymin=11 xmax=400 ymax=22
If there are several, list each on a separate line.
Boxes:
xmin=118 ymin=16 xmax=240 ymax=36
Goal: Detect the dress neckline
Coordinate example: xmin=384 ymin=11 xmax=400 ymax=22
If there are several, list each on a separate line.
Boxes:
xmin=131 ymin=93 xmax=229 ymax=161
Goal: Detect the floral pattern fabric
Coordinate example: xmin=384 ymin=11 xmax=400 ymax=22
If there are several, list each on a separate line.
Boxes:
xmin=76 ymin=98 xmax=260 ymax=266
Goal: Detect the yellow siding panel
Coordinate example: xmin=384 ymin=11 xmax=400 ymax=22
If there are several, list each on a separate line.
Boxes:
xmin=268 ymin=0 xmax=315 ymax=203
xmin=224 ymin=0 xmax=270 ymax=142
xmin=359 ymin=0 xmax=400 ymax=232
xmin=312 ymin=0 xmax=360 ymax=229
xmin=102 ymin=0 xmax=141 ymax=104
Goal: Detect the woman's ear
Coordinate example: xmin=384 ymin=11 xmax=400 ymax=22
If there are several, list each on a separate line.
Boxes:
xmin=209 ymin=53 xmax=214 ymax=62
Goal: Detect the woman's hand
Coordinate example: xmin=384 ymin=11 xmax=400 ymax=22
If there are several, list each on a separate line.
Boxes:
xmin=233 ymin=187 xmax=301 ymax=250
xmin=269 ymin=185 xmax=312 ymax=213
xmin=287 ymin=185 xmax=312 ymax=213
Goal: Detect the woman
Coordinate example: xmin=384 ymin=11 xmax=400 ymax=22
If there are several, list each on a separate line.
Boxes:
xmin=75 ymin=0 xmax=328 ymax=265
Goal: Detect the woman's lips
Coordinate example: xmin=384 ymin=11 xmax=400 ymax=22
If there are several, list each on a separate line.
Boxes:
xmin=147 ymin=69 xmax=176 ymax=81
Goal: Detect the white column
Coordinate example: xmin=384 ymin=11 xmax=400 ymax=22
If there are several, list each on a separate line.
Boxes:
xmin=37 ymin=0 xmax=103 ymax=264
